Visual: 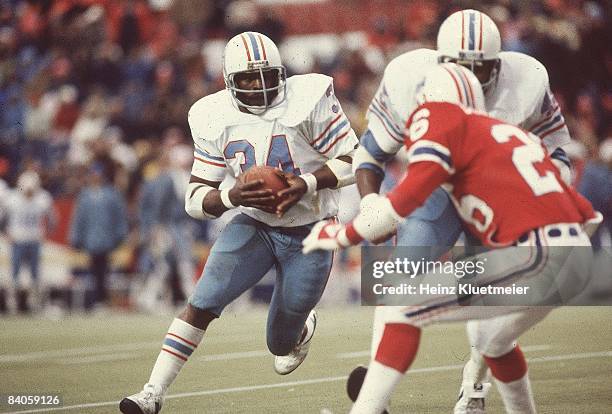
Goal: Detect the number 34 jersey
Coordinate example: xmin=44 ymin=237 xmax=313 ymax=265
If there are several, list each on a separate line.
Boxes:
xmin=387 ymin=102 xmax=595 ymax=247
xmin=187 ymin=73 xmax=358 ymax=227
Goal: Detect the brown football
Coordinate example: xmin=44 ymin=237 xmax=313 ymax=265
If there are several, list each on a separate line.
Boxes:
xmin=239 ymin=166 xmax=290 ymax=208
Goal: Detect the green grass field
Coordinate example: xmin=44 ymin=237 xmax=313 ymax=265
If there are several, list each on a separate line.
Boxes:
xmin=1 ymin=306 xmax=611 ymax=413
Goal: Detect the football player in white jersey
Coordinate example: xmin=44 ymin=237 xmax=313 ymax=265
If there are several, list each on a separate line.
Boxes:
xmin=349 ymin=9 xmax=573 ymax=414
xmin=120 ymin=32 xmax=358 ymax=414
xmin=0 ymin=171 xmax=56 ymax=312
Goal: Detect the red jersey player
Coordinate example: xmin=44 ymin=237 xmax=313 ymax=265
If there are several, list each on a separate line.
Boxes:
xmin=303 ymin=65 xmax=596 ymax=251
xmin=385 ymin=100 xmax=593 ymax=247
xmin=303 ymin=63 xmax=600 ymax=414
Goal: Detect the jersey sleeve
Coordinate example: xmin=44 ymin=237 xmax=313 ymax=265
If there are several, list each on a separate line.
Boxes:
xmin=523 ymin=84 xmax=570 ymax=151
xmin=364 ymin=81 xmax=405 ymax=156
xmin=309 ymin=83 xmax=358 ymax=158
xmin=387 ymin=103 xmax=464 ymax=217
xmin=404 ymin=103 xmax=465 ymax=174
xmin=190 ymin=140 xmax=228 ymax=182
xmin=188 ymin=103 xmax=229 ymax=182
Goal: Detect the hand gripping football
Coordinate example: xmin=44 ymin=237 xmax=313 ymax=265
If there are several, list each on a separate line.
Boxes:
xmin=239 ymin=166 xmax=290 ymax=208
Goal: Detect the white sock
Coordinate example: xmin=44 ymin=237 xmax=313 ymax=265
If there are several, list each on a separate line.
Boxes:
xmin=350 ymin=360 xmax=403 ymax=414
xmin=147 ymin=318 xmax=205 ymax=393
xmin=463 ymin=348 xmax=489 ymax=386
xmin=495 ymin=374 xmax=537 ymax=414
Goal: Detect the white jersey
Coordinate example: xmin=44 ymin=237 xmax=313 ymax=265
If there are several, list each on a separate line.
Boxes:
xmin=188 ymin=73 xmax=358 ymax=227
xmin=366 ymin=48 xmax=570 ymax=156
xmin=3 ymin=190 xmax=54 ymax=243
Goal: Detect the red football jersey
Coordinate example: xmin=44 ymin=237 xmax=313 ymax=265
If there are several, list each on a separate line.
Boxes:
xmin=387 ymin=102 xmax=595 ymax=247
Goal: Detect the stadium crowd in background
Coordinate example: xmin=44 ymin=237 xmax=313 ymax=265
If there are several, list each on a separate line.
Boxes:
xmin=0 ymin=0 xmax=610 ymax=312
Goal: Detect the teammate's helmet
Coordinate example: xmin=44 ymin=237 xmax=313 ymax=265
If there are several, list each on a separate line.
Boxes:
xmin=223 ymin=32 xmax=287 ymax=113
xmin=437 ymin=9 xmax=501 ymax=92
xmin=417 ymin=63 xmax=486 ymax=112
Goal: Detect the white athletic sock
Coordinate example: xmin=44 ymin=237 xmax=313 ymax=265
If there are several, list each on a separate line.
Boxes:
xmin=350 ymin=360 xmax=403 ymax=414
xmin=463 ymin=348 xmax=489 ymax=386
xmin=495 ymin=374 xmax=537 ymax=414
xmin=147 ymin=318 xmax=205 ymax=393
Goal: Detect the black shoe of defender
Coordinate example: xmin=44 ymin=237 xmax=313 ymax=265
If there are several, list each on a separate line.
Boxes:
xmin=346 ymin=365 xmax=390 ymax=414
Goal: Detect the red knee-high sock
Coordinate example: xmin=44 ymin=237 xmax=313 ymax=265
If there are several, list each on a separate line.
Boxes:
xmin=483 ymin=345 xmax=536 ymax=414
xmin=375 ymin=323 xmax=421 ymax=373
xmin=483 ymin=345 xmax=527 ymax=382
xmin=350 ymin=324 xmax=422 ymax=414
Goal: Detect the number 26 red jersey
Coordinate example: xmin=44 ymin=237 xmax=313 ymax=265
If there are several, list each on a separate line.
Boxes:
xmin=387 ymin=102 xmax=595 ymax=247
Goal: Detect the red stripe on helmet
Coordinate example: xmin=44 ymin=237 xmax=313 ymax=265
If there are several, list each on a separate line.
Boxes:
xmin=240 ymin=34 xmax=252 ymax=61
xmin=442 ymin=65 xmax=465 ymax=106
xmin=257 ymin=34 xmax=267 ymax=60
xmin=478 ymin=12 xmax=483 ymax=51
xmin=457 ymin=67 xmax=476 ymax=108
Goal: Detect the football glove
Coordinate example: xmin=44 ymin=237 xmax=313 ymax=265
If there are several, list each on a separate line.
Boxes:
xmin=302 ymin=194 xmax=403 ymax=253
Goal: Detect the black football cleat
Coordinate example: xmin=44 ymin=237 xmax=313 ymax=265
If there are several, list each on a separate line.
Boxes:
xmin=346 ymin=365 xmax=390 ymax=414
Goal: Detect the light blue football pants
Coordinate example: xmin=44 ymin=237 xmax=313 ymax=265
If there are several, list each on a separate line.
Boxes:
xmin=189 ymin=213 xmax=333 ymax=356
xmin=396 ymin=187 xmax=465 ymax=254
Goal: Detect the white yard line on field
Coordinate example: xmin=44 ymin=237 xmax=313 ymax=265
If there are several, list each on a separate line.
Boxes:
xmin=336 ymin=344 xmax=552 ymax=359
xmin=521 ymin=344 xmax=552 ymax=352
xmin=2 ymin=344 xmax=273 ymax=365
xmin=3 ymin=343 xmax=554 ymax=366
xmin=0 ymin=342 xmax=160 ymax=363
xmin=3 ymin=350 xmax=611 ymax=414
xmin=197 ymin=350 xmax=270 ymax=361
xmin=57 ymin=353 xmax=140 ymax=365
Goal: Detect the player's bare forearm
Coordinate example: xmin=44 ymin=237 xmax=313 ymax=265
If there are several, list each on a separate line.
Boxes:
xmin=356 ymin=168 xmax=383 ymax=197
xmin=189 ymin=175 xmax=226 ymax=217
xmin=312 ymin=155 xmax=352 ymax=190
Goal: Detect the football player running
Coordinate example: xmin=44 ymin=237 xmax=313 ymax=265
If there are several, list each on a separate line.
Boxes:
xmin=120 ymin=32 xmax=358 ymax=414
xmin=348 ymin=9 xmax=574 ymax=413
xmin=303 ymin=63 xmax=599 ymax=414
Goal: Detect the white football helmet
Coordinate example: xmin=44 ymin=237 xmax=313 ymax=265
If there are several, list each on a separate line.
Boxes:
xmin=437 ymin=9 xmax=501 ymax=91
xmin=223 ymin=31 xmax=287 ymax=113
xmin=417 ymin=63 xmax=486 ymax=112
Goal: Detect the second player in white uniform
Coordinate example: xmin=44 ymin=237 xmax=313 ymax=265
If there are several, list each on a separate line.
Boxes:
xmin=352 ymin=9 xmax=573 ymax=413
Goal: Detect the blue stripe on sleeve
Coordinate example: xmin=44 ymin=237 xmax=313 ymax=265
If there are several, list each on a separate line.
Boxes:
xmin=315 ymin=119 xmax=349 ymax=151
xmin=194 ymin=147 xmax=225 ymax=162
xmin=370 ymin=100 xmax=403 ymax=138
xmin=361 ymin=129 xmax=395 ymax=163
xmin=412 ymin=147 xmax=453 ymax=168
xmin=356 ymin=162 xmax=385 ymax=178
xmin=532 ymin=114 xmax=563 ymax=136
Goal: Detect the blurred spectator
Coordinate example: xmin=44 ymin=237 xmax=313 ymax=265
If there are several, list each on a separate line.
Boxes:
xmin=579 ymin=139 xmax=612 ymax=248
xmin=68 ymin=91 xmax=110 ymax=166
xmin=69 ymin=162 xmax=128 ymax=310
xmin=0 ymin=171 xmax=56 ymax=312
xmin=136 ymin=141 xmax=196 ymax=311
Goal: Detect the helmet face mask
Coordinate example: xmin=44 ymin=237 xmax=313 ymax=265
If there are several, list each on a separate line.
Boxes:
xmin=223 ymin=32 xmax=287 ymax=114
xmin=439 ymin=55 xmax=500 ymax=91
xmin=226 ymin=66 xmax=286 ymax=112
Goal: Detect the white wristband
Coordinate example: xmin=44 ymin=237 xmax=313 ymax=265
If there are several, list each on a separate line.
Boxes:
xmin=300 ymin=173 xmax=318 ymax=196
xmin=220 ymin=188 xmax=237 ymax=209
